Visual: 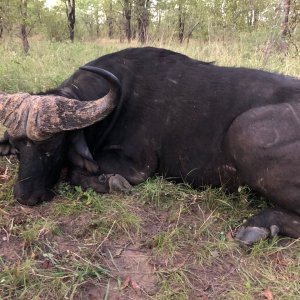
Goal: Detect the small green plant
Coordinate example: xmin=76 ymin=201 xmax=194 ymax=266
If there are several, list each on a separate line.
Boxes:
xmin=20 ymin=218 xmax=59 ymax=244
xmin=157 ymin=268 xmax=191 ymax=300
xmin=0 ymin=253 xmax=109 ymax=299
xmin=0 ymin=37 xmax=300 ymax=299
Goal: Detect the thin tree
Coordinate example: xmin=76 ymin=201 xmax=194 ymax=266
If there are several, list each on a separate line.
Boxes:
xmin=178 ymin=1 xmax=185 ymax=43
xmin=136 ymin=0 xmax=150 ymax=44
xmin=282 ymin=0 xmax=291 ymax=36
xmin=65 ymin=0 xmax=75 ymax=42
xmin=0 ymin=5 xmax=3 ymax=38
xmin=94 ymin=5 xmax=100 ymax=38
xmin=247 ymin=0 xmax=259 ymax=27
xmin=289 ymin=0 xmax=300 ymax=34
xmin=123 ymin=0 xmax=132 ymax=42
xmin=107 ymin=0 xmax=114 ymax=39
xmin=20 ymin=0 xmax=29 ymax=54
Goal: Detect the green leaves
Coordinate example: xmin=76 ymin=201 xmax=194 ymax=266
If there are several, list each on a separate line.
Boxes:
xmin=0 ymin=0 xmax=298 ymax=43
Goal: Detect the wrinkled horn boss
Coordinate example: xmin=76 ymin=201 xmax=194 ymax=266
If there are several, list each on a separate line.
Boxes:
xmin=0 ymin=68 xmax=120 ymax=141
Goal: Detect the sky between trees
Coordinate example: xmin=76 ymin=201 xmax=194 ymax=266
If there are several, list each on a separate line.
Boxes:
xmin=0 ymin=0 xmax=299 ymax=54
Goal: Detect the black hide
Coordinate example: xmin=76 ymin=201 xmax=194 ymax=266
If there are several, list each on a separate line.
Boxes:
xmin=2 ymin=47 xmax=300 ymax=244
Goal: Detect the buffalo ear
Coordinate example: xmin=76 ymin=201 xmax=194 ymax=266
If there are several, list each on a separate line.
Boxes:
xmin=0 ymin=131 xmax=18 ymax=156
xmin=68 ymin=130 xmax=99 ymax=174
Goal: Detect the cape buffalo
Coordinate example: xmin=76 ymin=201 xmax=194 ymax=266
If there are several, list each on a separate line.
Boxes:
xmin=1 ymin=47 xmax=300 ymax=245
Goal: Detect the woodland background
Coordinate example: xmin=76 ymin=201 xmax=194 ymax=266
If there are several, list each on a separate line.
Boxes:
xmin=0 ymin=1 xmax=300 ymax=299
xmin=0 ymin=0 xmax=299 ymax=54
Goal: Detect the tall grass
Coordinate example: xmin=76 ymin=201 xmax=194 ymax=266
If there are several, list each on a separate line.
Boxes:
xmin=0 ymin=39 xmax=121 ymax=93
xmin=0 ymin=35 xmax=300 ymax=299
xmin=0 ymin=33 xmax=299 ymax=94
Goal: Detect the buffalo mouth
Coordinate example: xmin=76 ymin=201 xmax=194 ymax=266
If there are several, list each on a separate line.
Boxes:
xmin=14 ymin=186 xmax=55 ymax=206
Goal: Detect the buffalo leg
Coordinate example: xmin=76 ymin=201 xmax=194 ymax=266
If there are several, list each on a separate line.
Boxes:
xmin=95 ymin=148 xmax=156 ymax=186
xmin=226 ymin=102 xmax=300 ymax=244
xmin=69 ymin=168 xmax=132 ymax=193
xmin=235 ymin=208 xmax=300 ymax=244
xmin=68 ymin=148 xmax=156 ymax=193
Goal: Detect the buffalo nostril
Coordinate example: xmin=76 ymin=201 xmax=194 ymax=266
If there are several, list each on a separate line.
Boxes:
xmin=13 ymin=185 xmax=38 ymax=206
xmin=40 ymin=190 xmax=55 ymax=202
xmin=15 ymin=195 xmax=40 ymax=206
xmin=13 ymin=185 xmax=55 ymax=206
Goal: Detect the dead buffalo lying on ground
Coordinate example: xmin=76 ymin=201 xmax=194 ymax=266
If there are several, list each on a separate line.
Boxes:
xmin=1 ymin=47 xmax=300 ymax=245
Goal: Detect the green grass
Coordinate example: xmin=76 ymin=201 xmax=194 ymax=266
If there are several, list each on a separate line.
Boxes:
xmin=0 ymin=33 xmax=299 ymax=94
xmin=0 ymin=254 xmax=109 ymax=299
xmin=0 ymin=35 xmax=300 ymax=299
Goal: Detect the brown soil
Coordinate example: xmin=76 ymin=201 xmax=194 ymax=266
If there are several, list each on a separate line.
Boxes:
xmin=0 ymin=196 xmax=246 ymax=300
xmin=2 ymin=164 xmax=296 ymax=299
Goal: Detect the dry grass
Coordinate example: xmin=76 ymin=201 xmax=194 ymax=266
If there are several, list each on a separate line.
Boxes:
xmin=0 ymin=36 xmax=300 ymax=299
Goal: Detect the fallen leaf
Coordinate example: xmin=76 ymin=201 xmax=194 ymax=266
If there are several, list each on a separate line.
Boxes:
xmin=226 ymin=230 xmax=234 ymax=241
xmin=262 ymin=288 xmax=273 ymax=300
xmin=122 ymin=276 xmax=131 ymax=290
xmin=38 ymin=227 xmax=49 ymax=238
xmin=41 ymin=259 xmax=52 ymax=269
xmin=0 ymin=207 xmax=9 ymax=215
xmin=211 ymin=250 xmax=219 ymax=258
xmin=0 ymin=167 xmax=10 ymax=181
xmin=272 ymin=251 xmax=289 ymax=266
xmin=131 ymin=280 xmax=140 ymax=291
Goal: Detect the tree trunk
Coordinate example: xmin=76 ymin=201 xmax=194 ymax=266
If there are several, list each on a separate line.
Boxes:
xmin=282 ymin=0 xmax=291 ymax=36
xmin=96 ymin=22 xmax=100 ymax=38
xmin=20 ymin=0 xmax=29 ymax=54
xmin=186 ymin=22 xmax=200 ymax=45
xmin=107 ymin=17 xmax=113 ymax=39
xmin=136 ymin=0 xmax=150 ymax=44
xmin=0 ymin=5 xmax=3 ymax=38
xmin=178 ymin=2 xmax=185 ymax=43
xmin=95 ymin=7 xmax=100 ymax=38
xmin=65 ymin=0 xmax=75 ymax=42
xmin=252 ymin=9 xmax=258 ymax=26
xmin=107 ymin=0 xmax=113 ymax=39
xmin=123 ymin=0 xmax=132 ymax=42
xmin=288 ymin=0 xmax=300 ymax=33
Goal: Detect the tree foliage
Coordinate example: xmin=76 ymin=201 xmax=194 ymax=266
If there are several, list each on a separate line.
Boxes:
xmin=0 ymin=0 xmax=298 ymax=48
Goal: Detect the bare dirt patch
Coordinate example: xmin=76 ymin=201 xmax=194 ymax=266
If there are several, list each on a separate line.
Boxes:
xmin=0 ymin=232 xmax=22 ymax=264
xmin=0 ymin=194 xmax=237 ymax=299
xmin=77 ymin=242 xmax=158 ymax=300
xmin=1 ymin=174 xmax=300 ymax=299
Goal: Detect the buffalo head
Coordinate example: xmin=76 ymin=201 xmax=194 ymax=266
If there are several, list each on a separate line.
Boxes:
xmin=0 ymin=67 xmax=120 ymax=205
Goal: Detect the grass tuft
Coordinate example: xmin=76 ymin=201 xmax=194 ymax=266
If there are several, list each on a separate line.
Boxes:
xmin=0 ymin=37 xmax=300 ymax=299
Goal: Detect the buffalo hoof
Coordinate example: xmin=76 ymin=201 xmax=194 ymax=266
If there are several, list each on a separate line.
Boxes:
xmin=99 ymin=174 xmax=132 ymax=193
xmin=108 ymin=174 xmax=132 ymax=193
xmin=235 ymin=225 xmax=279 ymax=245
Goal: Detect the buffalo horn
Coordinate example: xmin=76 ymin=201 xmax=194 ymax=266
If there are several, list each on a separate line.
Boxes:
xmin=0 ymin=67 xmax=120 ymax=141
